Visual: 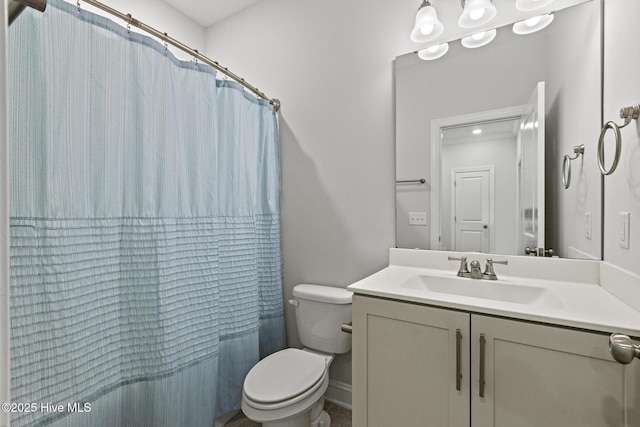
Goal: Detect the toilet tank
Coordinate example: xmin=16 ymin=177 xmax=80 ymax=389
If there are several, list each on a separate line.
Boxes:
xmin=291 ymin=284 xmax=352 ymax=354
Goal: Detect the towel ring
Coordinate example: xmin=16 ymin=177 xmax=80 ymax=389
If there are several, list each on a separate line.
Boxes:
xmin=562 ymin=144 xmax=584 ymax=189
xmin=598 ymin=104 xmax=640 ymax=175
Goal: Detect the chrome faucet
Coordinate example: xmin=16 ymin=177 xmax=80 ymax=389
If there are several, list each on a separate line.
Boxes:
xmin=448 ymin=256 xmax=470 ymax=277
xmin=448 ymin=256 xmax=508 ymax=280
xmin=469 ymin=260 xmax=483 ymax=279
xmin=482 ymin=258 xmax=508 ymax=280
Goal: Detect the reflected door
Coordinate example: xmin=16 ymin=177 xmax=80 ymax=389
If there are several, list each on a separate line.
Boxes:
xmin=451 ymin=167 xmax=493 ymax=252
xmin=518 ymin=82 xmax=545 ymax=255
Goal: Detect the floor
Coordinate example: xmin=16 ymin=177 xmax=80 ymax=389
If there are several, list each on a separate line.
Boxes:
xmin=224 ymin=401 xmax=352 ymax=427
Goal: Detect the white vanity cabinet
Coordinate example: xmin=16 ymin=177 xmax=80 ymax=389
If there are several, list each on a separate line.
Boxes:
xmin=352 ymin=294 xmax=640 ymax=427
xmin=352 ymin=295 xmax=470 ymax=427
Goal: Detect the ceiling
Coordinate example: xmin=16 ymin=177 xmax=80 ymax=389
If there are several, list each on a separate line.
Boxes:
xmin=161 ymin=0 xmax=263 ymax=28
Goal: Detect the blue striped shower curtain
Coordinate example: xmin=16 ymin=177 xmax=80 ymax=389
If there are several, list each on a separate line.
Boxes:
xmin=8 ymin=1 xmax=285 ymax=426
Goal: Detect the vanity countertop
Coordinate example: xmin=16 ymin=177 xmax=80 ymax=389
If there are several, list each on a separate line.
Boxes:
xmin=347 ymin=249 xmax=640 ymax=337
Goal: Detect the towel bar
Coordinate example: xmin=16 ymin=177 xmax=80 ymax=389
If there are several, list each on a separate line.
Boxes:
xmin=562 ymin=144 xmax=584 ymax=189
xmin=598 ymin=104 xmax=639 ymax=176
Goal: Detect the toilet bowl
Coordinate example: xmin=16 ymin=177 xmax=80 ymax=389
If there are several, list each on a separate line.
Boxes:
xmin=241 ymin=284 xmax=352 ymax=427
xmin=241 ymin=349 xmax=333 ymax=427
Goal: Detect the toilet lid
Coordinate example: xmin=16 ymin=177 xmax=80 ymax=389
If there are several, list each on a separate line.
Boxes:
xmin=244 ymin=348 xmax=328 ymax=404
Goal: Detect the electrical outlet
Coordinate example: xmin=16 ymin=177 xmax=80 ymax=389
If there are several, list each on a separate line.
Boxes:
xmin=619 ymin=212 xmax=630 ymax=249
xmin=409 ymin=212 xmax=427 ymax=226
xmin=584 ymin=212 xmax=592 ymax=240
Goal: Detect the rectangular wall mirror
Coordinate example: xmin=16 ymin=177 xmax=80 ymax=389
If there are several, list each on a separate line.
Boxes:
xmin=395 ymin=0 xmax=602 ymax=259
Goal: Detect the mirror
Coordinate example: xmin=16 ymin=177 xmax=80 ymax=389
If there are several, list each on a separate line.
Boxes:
xmin=395 ymin=0 xmax=602 ymax=259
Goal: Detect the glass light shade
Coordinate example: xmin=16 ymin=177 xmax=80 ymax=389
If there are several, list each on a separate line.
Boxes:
xmin=515 ymin=0 xmax=554 ymax=12
xmin=410 ymin=3 xmax=444 ymax=43
xmin=458 ymin=0 xmax=497 ymax=28
xmin=417 ymin=43 xmax=449 ymax=60
xmin=513 ymin=13 xmax=554 ymax=34
xmin=461 ymin=28 xmax=497 ymax=48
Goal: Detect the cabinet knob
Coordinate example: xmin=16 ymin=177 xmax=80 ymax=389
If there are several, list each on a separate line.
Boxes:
xmin=609 ymin=333 xmax=640 ymax=364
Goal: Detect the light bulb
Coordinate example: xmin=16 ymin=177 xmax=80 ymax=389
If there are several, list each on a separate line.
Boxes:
xmin=513 ymin=13 xmax=554 ymax=35
xmin=469 ymin=8 xmax=485 ymax=21
xmin=420 ymin=24 xmax=435 ymax=35
xmin=461 ymin=28 xmax=497 ymax=48
xmin=525 ymin=15 xmax=541 ymax=27
xmin=410 ymin=1 xmax=444 ymax=43
xmin=458 ymin=0 xmax=497 ymax=29
xmin=417 ymin=43 xmax=449 ymax=60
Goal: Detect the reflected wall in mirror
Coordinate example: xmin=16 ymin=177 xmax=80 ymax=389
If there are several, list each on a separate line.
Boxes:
xmin=395 ymin=0 xmax=602 ymax=259
xmin=433 ymin=100 xmax=543 ymax=256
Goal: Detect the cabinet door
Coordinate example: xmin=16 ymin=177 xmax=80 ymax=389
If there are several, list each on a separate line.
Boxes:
xmin=352 ymin=295 xmax=470 ymax=427
xmin=471 ymin=315 xmax=640 ymax=427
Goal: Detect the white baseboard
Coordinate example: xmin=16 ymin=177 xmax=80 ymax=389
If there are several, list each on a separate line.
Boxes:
xmin=325 ymin=379 xmax=352 ymax=410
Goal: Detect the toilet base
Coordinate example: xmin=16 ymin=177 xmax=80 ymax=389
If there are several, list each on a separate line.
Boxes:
xmin=253 ymin=397 xmax=330 ymax=427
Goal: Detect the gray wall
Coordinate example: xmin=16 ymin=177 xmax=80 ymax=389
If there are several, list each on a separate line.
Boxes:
xmin=204 ymin=0 xmax=414 ymax=387
xmin=441 ymin=136 xmax=518 ymax=254
xmin=603 ymin=0 xmax=640 ymax=274
xmin=545 ymin=1 xmax=602 ymax=259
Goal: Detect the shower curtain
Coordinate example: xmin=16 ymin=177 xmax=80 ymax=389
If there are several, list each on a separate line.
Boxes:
xmin=8 ymin=1 xmax=285 ymax=426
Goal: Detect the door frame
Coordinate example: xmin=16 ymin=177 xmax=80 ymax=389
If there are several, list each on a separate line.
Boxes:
xmin=431 ymin=105 xmax=527 ymax=250
xmin=450 ymin=166 xmax=495 ymax=253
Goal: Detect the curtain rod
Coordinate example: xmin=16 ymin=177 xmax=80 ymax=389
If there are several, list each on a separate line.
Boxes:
xmin=78 ymin=0 xmax=280 ymax=111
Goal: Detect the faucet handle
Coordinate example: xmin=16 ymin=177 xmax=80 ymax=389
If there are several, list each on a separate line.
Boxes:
xmin=483 ymin=258 xmax=508 ymax=280
xmin=448 ymin=256 xmax=470 ymax=277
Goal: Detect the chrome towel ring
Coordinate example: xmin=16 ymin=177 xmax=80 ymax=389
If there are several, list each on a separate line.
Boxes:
xmin=598 ymin=104 xmax=640 ymax=175
xmin=562 ymin=144 xmax=584 ymax=189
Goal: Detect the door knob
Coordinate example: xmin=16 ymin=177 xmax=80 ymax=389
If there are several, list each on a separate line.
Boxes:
xmin=483 ymin=224 xmax=488 ymax=229
xmin=609 ymin=333 xmax=640 ymax=364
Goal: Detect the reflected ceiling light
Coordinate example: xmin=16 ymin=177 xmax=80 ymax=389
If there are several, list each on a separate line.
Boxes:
xmin=417 ymin=43 xmax=449 ymax=61
xmin=410 ymin=0 xmax=444 ymax=43
xmin=472 ymin=128 xmax=483 ymax=135
xmin=458 ymin=0 xmax=497 ymax=28
xmin=513 ymin=13 xmax=554 ymax=34
xmin=515 ymin=0 xmax=554 ymax=12
xmin=461 ymin=28 xmax=497 ymax=48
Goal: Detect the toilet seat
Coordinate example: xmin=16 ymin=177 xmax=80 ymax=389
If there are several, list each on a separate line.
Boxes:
xmin=243 ymin=348 xmax=329 ymax=410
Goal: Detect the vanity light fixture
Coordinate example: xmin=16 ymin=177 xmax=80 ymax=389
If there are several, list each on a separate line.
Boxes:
xmin=410 ymin=0 xmax=444 ymax=43
xmin=458 ymin=0 xmax=497 ymax=29
xmin=513 ymin=12 xmax=554 ymax=34
xmin=417 ymin=42 xmax=449 ymax=60
xmin=461 ymin=28 xmax=497 ymax=48
xmin=515 ymin=0 xmax=554 ymax=12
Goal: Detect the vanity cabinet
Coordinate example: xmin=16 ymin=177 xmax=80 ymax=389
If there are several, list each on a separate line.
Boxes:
xmin=352 ymin=295 xmax=640 ymax=427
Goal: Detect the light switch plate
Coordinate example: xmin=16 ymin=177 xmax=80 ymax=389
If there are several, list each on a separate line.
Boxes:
xmin=584 ymin=212 xmax=592 ymax=240
xmin=619 ymin=212 xmax=630 ymax=249
xmin=409 ymin=212 xmax=427 ymax=226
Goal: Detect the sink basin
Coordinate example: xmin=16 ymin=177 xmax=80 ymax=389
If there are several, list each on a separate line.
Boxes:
xmin=400 ymin=274 xmax=563 ymax=307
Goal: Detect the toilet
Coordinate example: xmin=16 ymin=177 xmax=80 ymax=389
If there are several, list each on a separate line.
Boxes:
xmin=241 ymin=284 xmax=353 ymax=427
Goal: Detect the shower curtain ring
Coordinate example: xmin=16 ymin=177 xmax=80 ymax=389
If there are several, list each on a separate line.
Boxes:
xmin=163 ymin=33 xmax=168 ymax=54
xmin=77 ymin=0 xmax=81 ymax=11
